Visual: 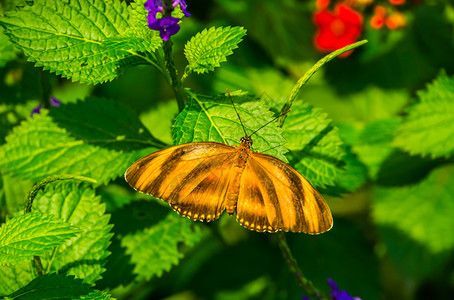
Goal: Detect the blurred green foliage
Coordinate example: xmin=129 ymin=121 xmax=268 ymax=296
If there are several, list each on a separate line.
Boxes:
xmin=0 ymin=0 xmax=454 ymax=299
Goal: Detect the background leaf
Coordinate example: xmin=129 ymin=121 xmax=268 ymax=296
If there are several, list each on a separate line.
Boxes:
xmin=0 ymin=99 xmax=158 ymax=184
xmin=393 ymin=72 xmax=454 ymax=158
xmin=0 ymin=212 xmax=80 ymax=264
xmin=185 ymin=26 xmax=247 ymax=74
xmin=373 ymin=164 xmax=454 ymax=254
xmin=0 ymin=261 xmax=35 ymax=296
xmin=0 ymin=0 xmax=145 ymax=84
xmin=33 ymin=181 xmax=113 ymax=285
xmin=351 ymin=118 xmax=401 ymax=180
xmin=0 ymin=29 xmax=17 ymax=67
xmin=6 ymin=273 xmax=92 ymax=300
xmin=117 ymin=200 xmax=201 ymax=280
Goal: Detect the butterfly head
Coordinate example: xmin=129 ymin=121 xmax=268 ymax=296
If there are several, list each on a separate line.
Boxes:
xmin=240 ymin=136 xmax=253 ymax=148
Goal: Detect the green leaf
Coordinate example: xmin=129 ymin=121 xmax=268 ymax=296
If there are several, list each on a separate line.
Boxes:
xmin=121 ymin=202 xmax=201 ymax=280
xmin=139 ymin=100 xmax=179 ymax=146
xmin=351 ymin=118 xmax=401 ymax=180
xmin=0 ymin=261 xmax=35 ymax=296
xmin=184 ymin=26 xmax=247 ymax=74
xmin=102 ymin=36 xmax=161 ymax=54
xmin=0 ymin=99 xmax=159 ymax=184
xmin=7 ymin=273 xmax=91 ymax=300
xmin=333 ymin=148 xmax=368 ymax=193
xmin=393 ymin=72 xmax=454 ymax=158
xmin=282 ymin=101 xmax=346 ymax=190
xmin=0 ymin=0 xmax=145 ymax=84
xmin=373 ymin=164 xmax=454 ymax=254
xmin=0 ymin=29 xmax=17 ymax=67
xmin=0 ymin=212 xmax=80 ymax=265
xmin=77 ymin=290 xmax=114 ymax=300
xmin=211 ymin=65 xmax=295 ymax=106
xmin=173 ymin=89 xmax=288 ymax=162
xmin=0 ymin=173 xmax=33 ymax=217
xmin=32 ymin=182 xmax=113 ymax=285
xmin=48 ymin=98 xmax=163 ymax=152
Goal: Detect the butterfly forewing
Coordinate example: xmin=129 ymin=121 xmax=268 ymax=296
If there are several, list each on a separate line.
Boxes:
xmin=125 ymin=142 xmax=237 ymax=222
xmin=237 ymin=152 xmax=333 ymax=234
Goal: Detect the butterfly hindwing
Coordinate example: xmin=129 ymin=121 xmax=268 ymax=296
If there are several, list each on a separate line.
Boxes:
xmin=125 ymin=142 xmax=237 ymax=222
xmin=237 ymin=152 xmax=333 ymax=234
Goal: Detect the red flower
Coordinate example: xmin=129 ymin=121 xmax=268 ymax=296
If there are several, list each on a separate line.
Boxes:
xmin=370 ymin=5 xmax=386 ymax=29
xmin=389 ymin=0 xmax=405 ymax=5
xmin=313 ymin=3 xmax=363 ymax=57
xmin=385 ymin=11 xmax=406 ymax=30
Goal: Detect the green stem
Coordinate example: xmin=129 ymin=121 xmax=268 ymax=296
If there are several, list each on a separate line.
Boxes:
xmin=23 ymin=174 xmax=96 ymax=276
xmin=33 ymin=256 xmax=44 ymax=276
xmin=161 ymin=0 xmax=186 ymax=112
xmin=279 ymin=40 xmax=368 ymax=127
xmin=276 ymin=232 xmax=328 ymax=300
xmin=163 ymin=39 xmax=186 ymax=112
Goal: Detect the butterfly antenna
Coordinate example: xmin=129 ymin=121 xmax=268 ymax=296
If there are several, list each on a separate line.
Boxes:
xmin=249 ymin=109 xmax=291 ymax=137
xmin=226 ymin=89 xmax=248 ymax=137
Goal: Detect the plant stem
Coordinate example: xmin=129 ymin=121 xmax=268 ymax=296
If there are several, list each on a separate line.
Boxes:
xmin=276 ymin=232 xmax=329 ymax=300
xmin=33 ymin=256 xmax=44 ymax=276
xmin=163 ymin=39 xmax=186 ymax=112
xmin=279 ymin=40 xmax=368 ymax=127
xmin=162 ymin=0 xmax=186 ymax=112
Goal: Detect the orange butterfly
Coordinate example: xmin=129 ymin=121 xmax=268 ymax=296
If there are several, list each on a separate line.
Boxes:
xmin=125 ymin=92 xmax=333 ymax=234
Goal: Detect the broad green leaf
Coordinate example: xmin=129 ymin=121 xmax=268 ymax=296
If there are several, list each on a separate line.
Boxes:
xmin=139 ymin=99 xmax=179 ymax=146
xmin=302 ymin=84 xmax=408 ymax=124
xmin=0 ymin=173 xmax=33 ymax=217
xmin=102 ymin=36 xmax=161 ymax=54
xmin=0 ymin=261 xmax=35 ymax=295
xmin=282 ymin=101 xmax=346 ymax=190
xmin=0 ymin=99 xmax=159 ymax=184
xmin=173 ymin=89 xmax=288 ymax=162
xmin=373 ymin=164 xmax=454 ymax=254
xmin=333 ymin=148 xmax=368 ymax=193
xmin=211 ymin=64 xmax=295 ymax=104
xmin=32 ymin=182 xmax=113 ymax=285
xmin=0 ymin=0 xmax=145 ymax=84
xmin=48 ymin=98 xmax=163 ymax=152
xmin=0 ymin=212 xmax=79 ymax=265
xmin=0 ymin=30 xmax=16 ymax=67
xmin=7 ymin=273 xmax=91 ymax=300
xmin=120 ymin=200 xmax=201 ymax=280
xmin=184 ymin=26 xmax=247 ymax=74
xmin=393 ymin=73 xmax=454 ymax=158
xmin=351 ymin=118 xmax=401 ymax=180
xmin=78 ymin=290 xmax=114 ymax=300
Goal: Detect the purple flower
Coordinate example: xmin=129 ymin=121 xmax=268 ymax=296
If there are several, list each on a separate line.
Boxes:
xmin=144 ymin=0 xmax=189 ymax=40
xmin=173 ymin=0 xmax=190 ymax=17
xmin=148 ymin=15 xmax=181 ymax=41
xmin=30 ymin=103 xmax=42 ymax=118
xmin=144 ymin=0 xmax=190 ymax=17
xmin=50 ymin=96 xmax=61 ymax=107
xmin=328 ymin=279 xmax=361 ymax=300
xmin=144 ymin=0 xmax=164 ymax=16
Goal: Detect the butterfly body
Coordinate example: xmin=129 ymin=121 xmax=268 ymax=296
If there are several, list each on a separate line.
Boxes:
xmin=125 ymin=135 xmax=333 ymax=234
xmin=225 ymin=137 xmax=252 ymax=215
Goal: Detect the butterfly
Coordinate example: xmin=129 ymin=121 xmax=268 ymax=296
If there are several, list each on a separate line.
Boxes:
xmin=125 ymin=91 xmax=333 ymax=234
